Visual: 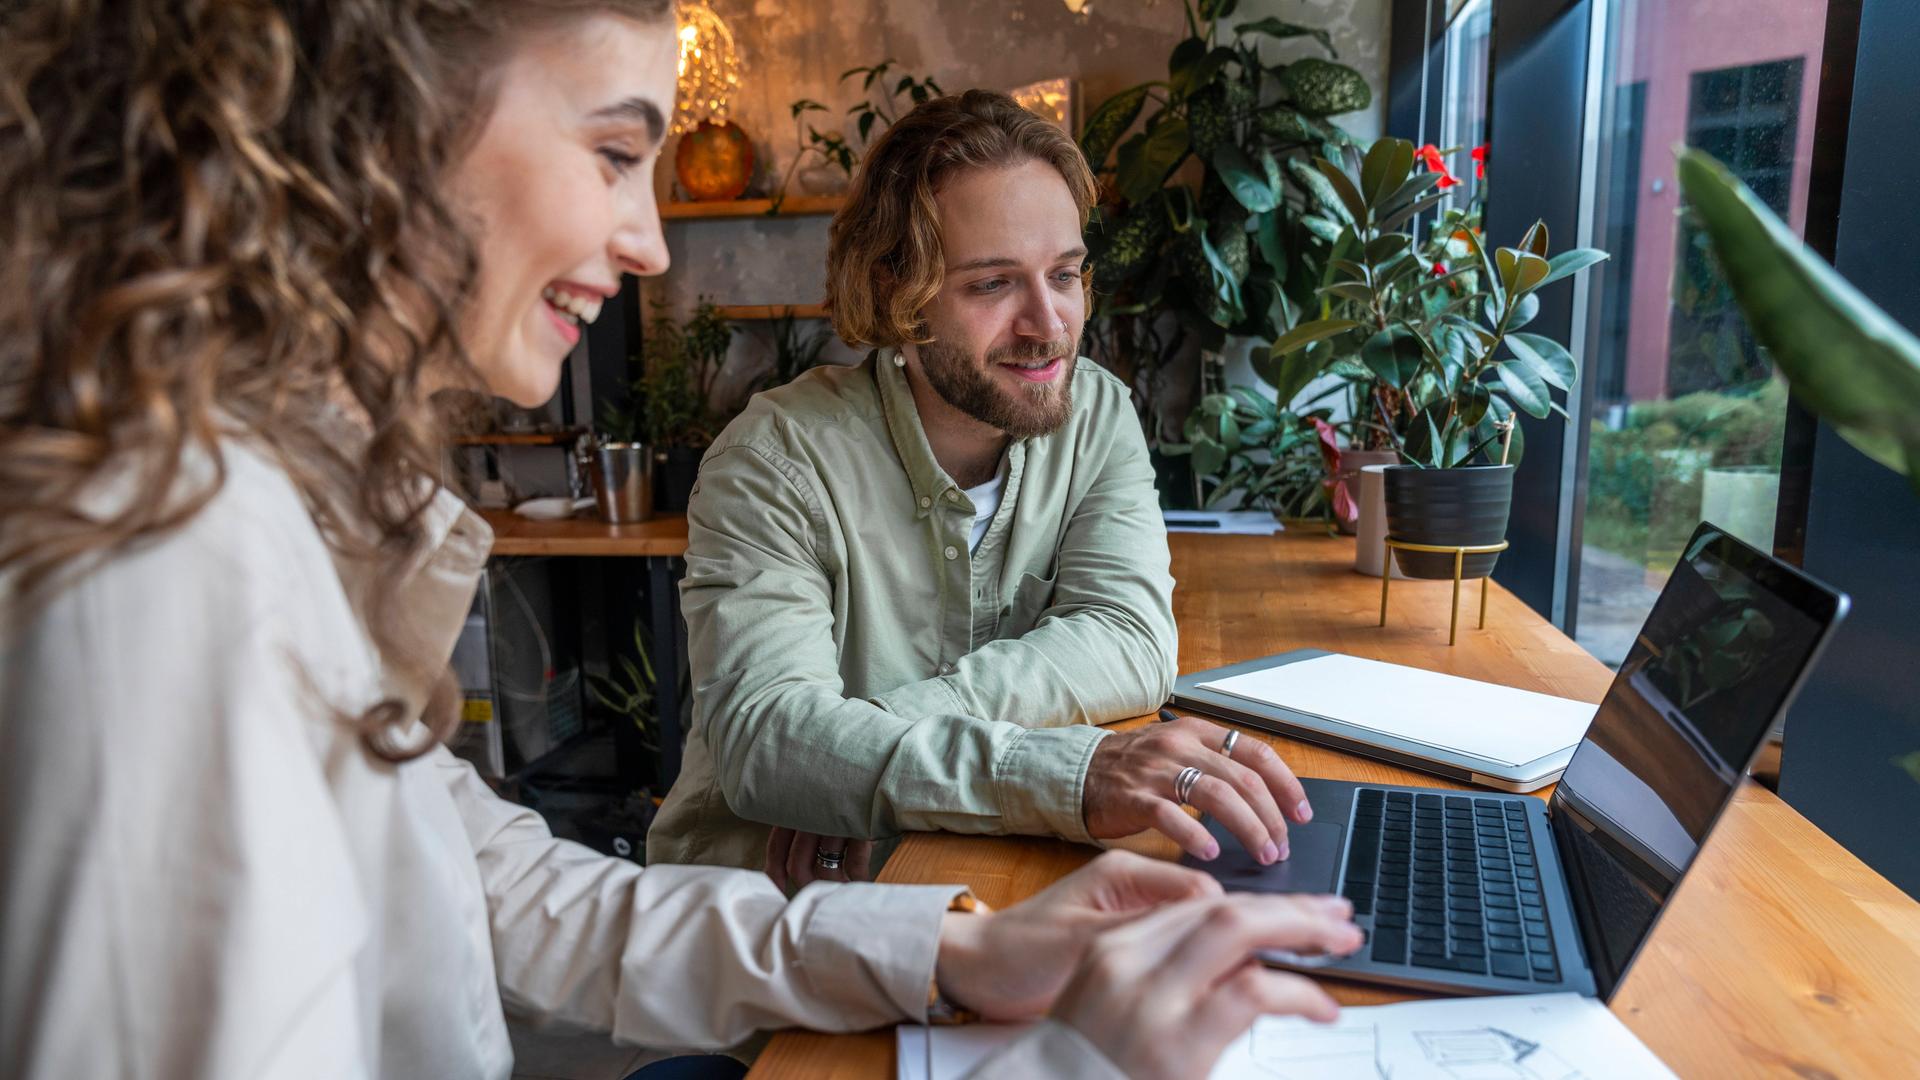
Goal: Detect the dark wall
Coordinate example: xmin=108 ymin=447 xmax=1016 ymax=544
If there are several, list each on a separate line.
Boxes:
xmin=1779 ymin=0 xmax=1920 ymax=900
xmin=1483 ymin=0 xmax=1592 ymax=621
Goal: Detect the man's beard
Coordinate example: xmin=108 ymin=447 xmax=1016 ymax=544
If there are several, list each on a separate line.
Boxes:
xmin=916 ymin=333 xmax=1076 ymax=440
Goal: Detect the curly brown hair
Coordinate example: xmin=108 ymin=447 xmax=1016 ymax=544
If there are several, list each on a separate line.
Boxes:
xmin=825 ymin=89 xmax=1098 ymax=349
xmin=0 ymin=0 xmax=668 ymax=759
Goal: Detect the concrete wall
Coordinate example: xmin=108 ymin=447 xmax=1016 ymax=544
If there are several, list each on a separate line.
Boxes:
xmin=639 ymin=0 xmax=1389 ymax=407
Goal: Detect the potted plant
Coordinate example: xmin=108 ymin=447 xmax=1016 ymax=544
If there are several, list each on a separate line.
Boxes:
xmin=1075 ymin=1 xmax=1370 ymax=505
xmin=635 ymin=299 xmax=732 ymax=512
xmin=771 ymin=60 xmax=943 ymax=211
xmin=1269 ymin=137 xmax=1608 ymax=579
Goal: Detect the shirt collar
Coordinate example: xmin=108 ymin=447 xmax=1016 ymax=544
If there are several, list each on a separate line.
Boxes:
xmin=874 ymin=346 xmax=960 ymax=519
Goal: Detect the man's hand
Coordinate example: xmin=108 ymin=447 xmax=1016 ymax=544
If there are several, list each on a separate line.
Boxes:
xmin=931 ymin=850 xmax=1222 ymax=1021
xmin=764 ymin=828 xmax=873 ymax=891
xmin=1082 ymin=717 xmax=1311 ymax=864
xmin=1049 ymin=892 xmax=1361 ymax=1080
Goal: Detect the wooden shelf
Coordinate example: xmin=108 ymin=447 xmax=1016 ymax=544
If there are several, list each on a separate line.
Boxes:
xmin=454 ymin=428 xmax=586 ymax=447
xmin=714 ymin=303 xmax=828 ymax=321
xmin=660 ymin=195 xmax=843 ymax=220
xmin=478 ymin=508 xmax=689 ymax=558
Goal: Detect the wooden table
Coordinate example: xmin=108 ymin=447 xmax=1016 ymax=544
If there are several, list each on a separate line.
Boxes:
xmin=479 ymin=509 xmax=690 ymax=785
xmin=750 ymin=532 xmax=1920 ymax=1079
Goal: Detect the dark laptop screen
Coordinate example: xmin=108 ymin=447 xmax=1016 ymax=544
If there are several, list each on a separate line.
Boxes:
xmin=1549 ymin=523 xmax=1845 ymax=999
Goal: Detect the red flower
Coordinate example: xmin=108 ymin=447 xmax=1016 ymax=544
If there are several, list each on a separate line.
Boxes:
xmin=1431 ymin=262 xmax=1449 ymax=277
xmin=1471 ymin=144 xmax=1488 ymax=180
xmin=1415 ymin=143 xmax=1460 ymax=190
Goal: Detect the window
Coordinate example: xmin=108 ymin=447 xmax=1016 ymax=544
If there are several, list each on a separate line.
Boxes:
xmin=1571 ymin=2 xmax=1827 ymax=666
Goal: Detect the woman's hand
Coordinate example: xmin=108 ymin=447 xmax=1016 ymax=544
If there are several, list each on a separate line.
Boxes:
xmin=1049 ymin=892 xmax=1362 ymax=1080
xmin=764 ymin=828 xmax=873 ymax=891
xmin=931 ymin=850 xmax=1223 ymax=1021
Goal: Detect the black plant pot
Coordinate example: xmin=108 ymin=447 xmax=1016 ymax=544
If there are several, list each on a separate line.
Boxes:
xmin=1383 ymin=464 xmax=1515 ymax=580
xmin=655 ymin=445 xmax=704 ymax=513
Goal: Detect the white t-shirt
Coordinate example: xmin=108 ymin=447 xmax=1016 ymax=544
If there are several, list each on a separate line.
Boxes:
xmin=966 ymin=466 xmax=1007 ymax=553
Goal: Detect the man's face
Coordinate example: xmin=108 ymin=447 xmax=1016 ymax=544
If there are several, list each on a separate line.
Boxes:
xmin=913 ymin=158 xmax=1087 ymax=440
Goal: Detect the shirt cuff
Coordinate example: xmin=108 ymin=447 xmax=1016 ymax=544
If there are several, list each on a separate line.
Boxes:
xmin=799 ymin=882 xmax=968 ymax=1023
xmin=992 ymin=724 xmax=1110 ymax=844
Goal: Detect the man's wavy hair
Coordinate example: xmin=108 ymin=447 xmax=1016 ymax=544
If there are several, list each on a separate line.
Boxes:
xmin=826 ymin=90 xmax=1098 ymax=349
xmin=0 ymin=0 xmax=668 ymax=760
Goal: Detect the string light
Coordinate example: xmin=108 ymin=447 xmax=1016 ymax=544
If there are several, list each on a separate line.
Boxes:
xmin=672 ymin=0 xmax=742 ymax=135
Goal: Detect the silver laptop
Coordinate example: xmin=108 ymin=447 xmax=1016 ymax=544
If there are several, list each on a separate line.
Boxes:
xmin=1183 ymin=522 xmax=1848 ymax=998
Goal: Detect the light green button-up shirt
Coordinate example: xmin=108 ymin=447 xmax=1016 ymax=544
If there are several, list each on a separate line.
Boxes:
xmin=647 ymin=349 xmax=1178 ymax=870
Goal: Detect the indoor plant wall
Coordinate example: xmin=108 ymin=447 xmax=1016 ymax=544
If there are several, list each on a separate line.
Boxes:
xmin=1074 ymin=0 xmax=1370 ymax=505
xmin=1268 ymin=137 xmax=1607 ymax=578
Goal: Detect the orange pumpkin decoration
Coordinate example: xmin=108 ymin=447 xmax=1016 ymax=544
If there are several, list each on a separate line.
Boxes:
xmin=674 ymin=119 xmax=754 ymax=202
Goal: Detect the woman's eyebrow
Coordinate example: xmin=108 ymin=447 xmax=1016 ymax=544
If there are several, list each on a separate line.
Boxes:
xmin=588 ymin=97 xmax=665 ymax=145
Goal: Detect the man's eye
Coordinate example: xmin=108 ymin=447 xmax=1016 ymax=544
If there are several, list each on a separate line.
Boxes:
xmin=971 ymin=279 xmax=1007 ymax=294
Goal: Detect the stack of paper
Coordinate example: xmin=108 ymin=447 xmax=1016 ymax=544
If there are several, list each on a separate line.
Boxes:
xmin=899 ymin=993 xmax=1676 ymax=1079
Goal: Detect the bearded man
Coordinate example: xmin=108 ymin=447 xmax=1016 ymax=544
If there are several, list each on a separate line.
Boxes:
xmin=648 ymin=91 xmax=1315 ymax=885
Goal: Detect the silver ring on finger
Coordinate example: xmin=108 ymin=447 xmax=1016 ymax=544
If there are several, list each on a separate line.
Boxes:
xmin=814 ymin=847 xmax=845 ymax=871
xmin=1174 ymin=765 xmax=1204 ymax=806
xmin=1219 ymin=729 xmax=1240 ymax=759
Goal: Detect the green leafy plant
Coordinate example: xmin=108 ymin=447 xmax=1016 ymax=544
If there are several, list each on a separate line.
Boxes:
xmin=1675 ymin=149 xmax=1920 ymax=492
xmin=1078 ymin=0 xmax=1370 ymax=451
xmin=1675 ymin=147 xmax=1920 ymax=789
xmin=1264 ymin=137 xmax=1608 ymax=469
xmin=636 ymin=299 xmax=734 ymax=448
xmin=588 ymin=616 xmax=657 ymax=754
xmin=771 ymin=60 xmax=943 ymax=211
xmin=758 ymin=309 xmax=832 ymax=393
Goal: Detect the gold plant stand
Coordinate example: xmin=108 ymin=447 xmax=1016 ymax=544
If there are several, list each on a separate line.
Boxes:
xmin=1378 ymin=538 xmax=1511 ymax=645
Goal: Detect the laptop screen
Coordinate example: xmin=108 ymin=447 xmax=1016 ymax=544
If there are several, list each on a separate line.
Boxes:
xmin=1549 ymin=523 xmax=1846 ymax=999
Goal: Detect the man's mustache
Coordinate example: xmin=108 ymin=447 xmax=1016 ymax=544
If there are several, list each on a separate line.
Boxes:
xmin=987 ymin=337 xmax=1076 ymax=363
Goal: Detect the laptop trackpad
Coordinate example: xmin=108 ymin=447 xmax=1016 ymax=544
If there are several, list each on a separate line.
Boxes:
xmin=1184 ymin=818 xmax=1345 ymax=896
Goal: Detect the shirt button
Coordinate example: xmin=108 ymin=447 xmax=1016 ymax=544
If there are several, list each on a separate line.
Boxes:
xmin=943 ymin=545 xmax=960 ymax=561
xmin=938 ymin=662 xmax=954 ymax=675
xmin=948 ymin=491 xmax=964 ymax=503
xmin=919 ymin=495 xmax=932 ymax=508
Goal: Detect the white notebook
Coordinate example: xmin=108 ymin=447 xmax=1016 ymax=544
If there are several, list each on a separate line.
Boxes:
xmin=1197 ymin=654 xmax=1597 ymax=768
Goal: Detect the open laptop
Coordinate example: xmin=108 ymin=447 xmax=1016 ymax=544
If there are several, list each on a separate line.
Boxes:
xmin=1184 ymin=522 xmax=1848 ymax=999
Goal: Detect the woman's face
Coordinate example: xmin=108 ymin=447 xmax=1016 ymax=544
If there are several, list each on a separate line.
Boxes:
xmin=446 ymin=14 xmax=676 ymax=407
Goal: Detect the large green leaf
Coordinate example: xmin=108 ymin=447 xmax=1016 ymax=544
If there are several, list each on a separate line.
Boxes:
xmin=1506 ymin=332 xmax=1577 ymax=391
xmin=1234 ymin=17 xmax=1335 ymax=56
xmin=1314 ymin=158 xmax=1370 ymax=225
xmin=1362 ymin=326 xmax=1424 ymax=389
xmin=1269 ymin=317 xmax=1360 ymax=356
xmin=1677 ymin=148 xmax=1920 ymax=489
xmin=1495 ymin=360 xmax=1553 ymax=418
xmin=1538 ymin=247 xmax=1610 ymax=288
xmin=1168 ymin=36 xmax=1207 ymax=94
xmin=1287 ymin=157 xmax=1350 ymax=223
xmin=1360 ymin=137 xmax=1414 ymax=208
xmin=1213 ymin=144 xmax=1279 ymax=212
xmin=1079 ymin=83 xmax=1153 ymax=170
xmin=1254 ymin=347 xmax=1329 ymax=409
xmin=1117 ymin=118 xmax=1189 ymax=204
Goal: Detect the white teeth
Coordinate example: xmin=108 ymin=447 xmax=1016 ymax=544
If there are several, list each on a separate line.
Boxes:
xmin=540 ymin=286 xmax=604 ymax=326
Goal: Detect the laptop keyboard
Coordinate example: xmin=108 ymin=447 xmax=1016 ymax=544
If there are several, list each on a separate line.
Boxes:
xmin=1341 ymin=788 xmax=1560 ymax=983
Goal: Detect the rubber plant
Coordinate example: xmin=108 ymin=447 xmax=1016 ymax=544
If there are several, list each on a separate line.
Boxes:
xmin=1076 ymin=0 xmax=1370 ymax=481
xmin=1266 ymin=137 xmax=1608 ymax=469
xmin=1675 ymin=147 xmax=1920 ymax=789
